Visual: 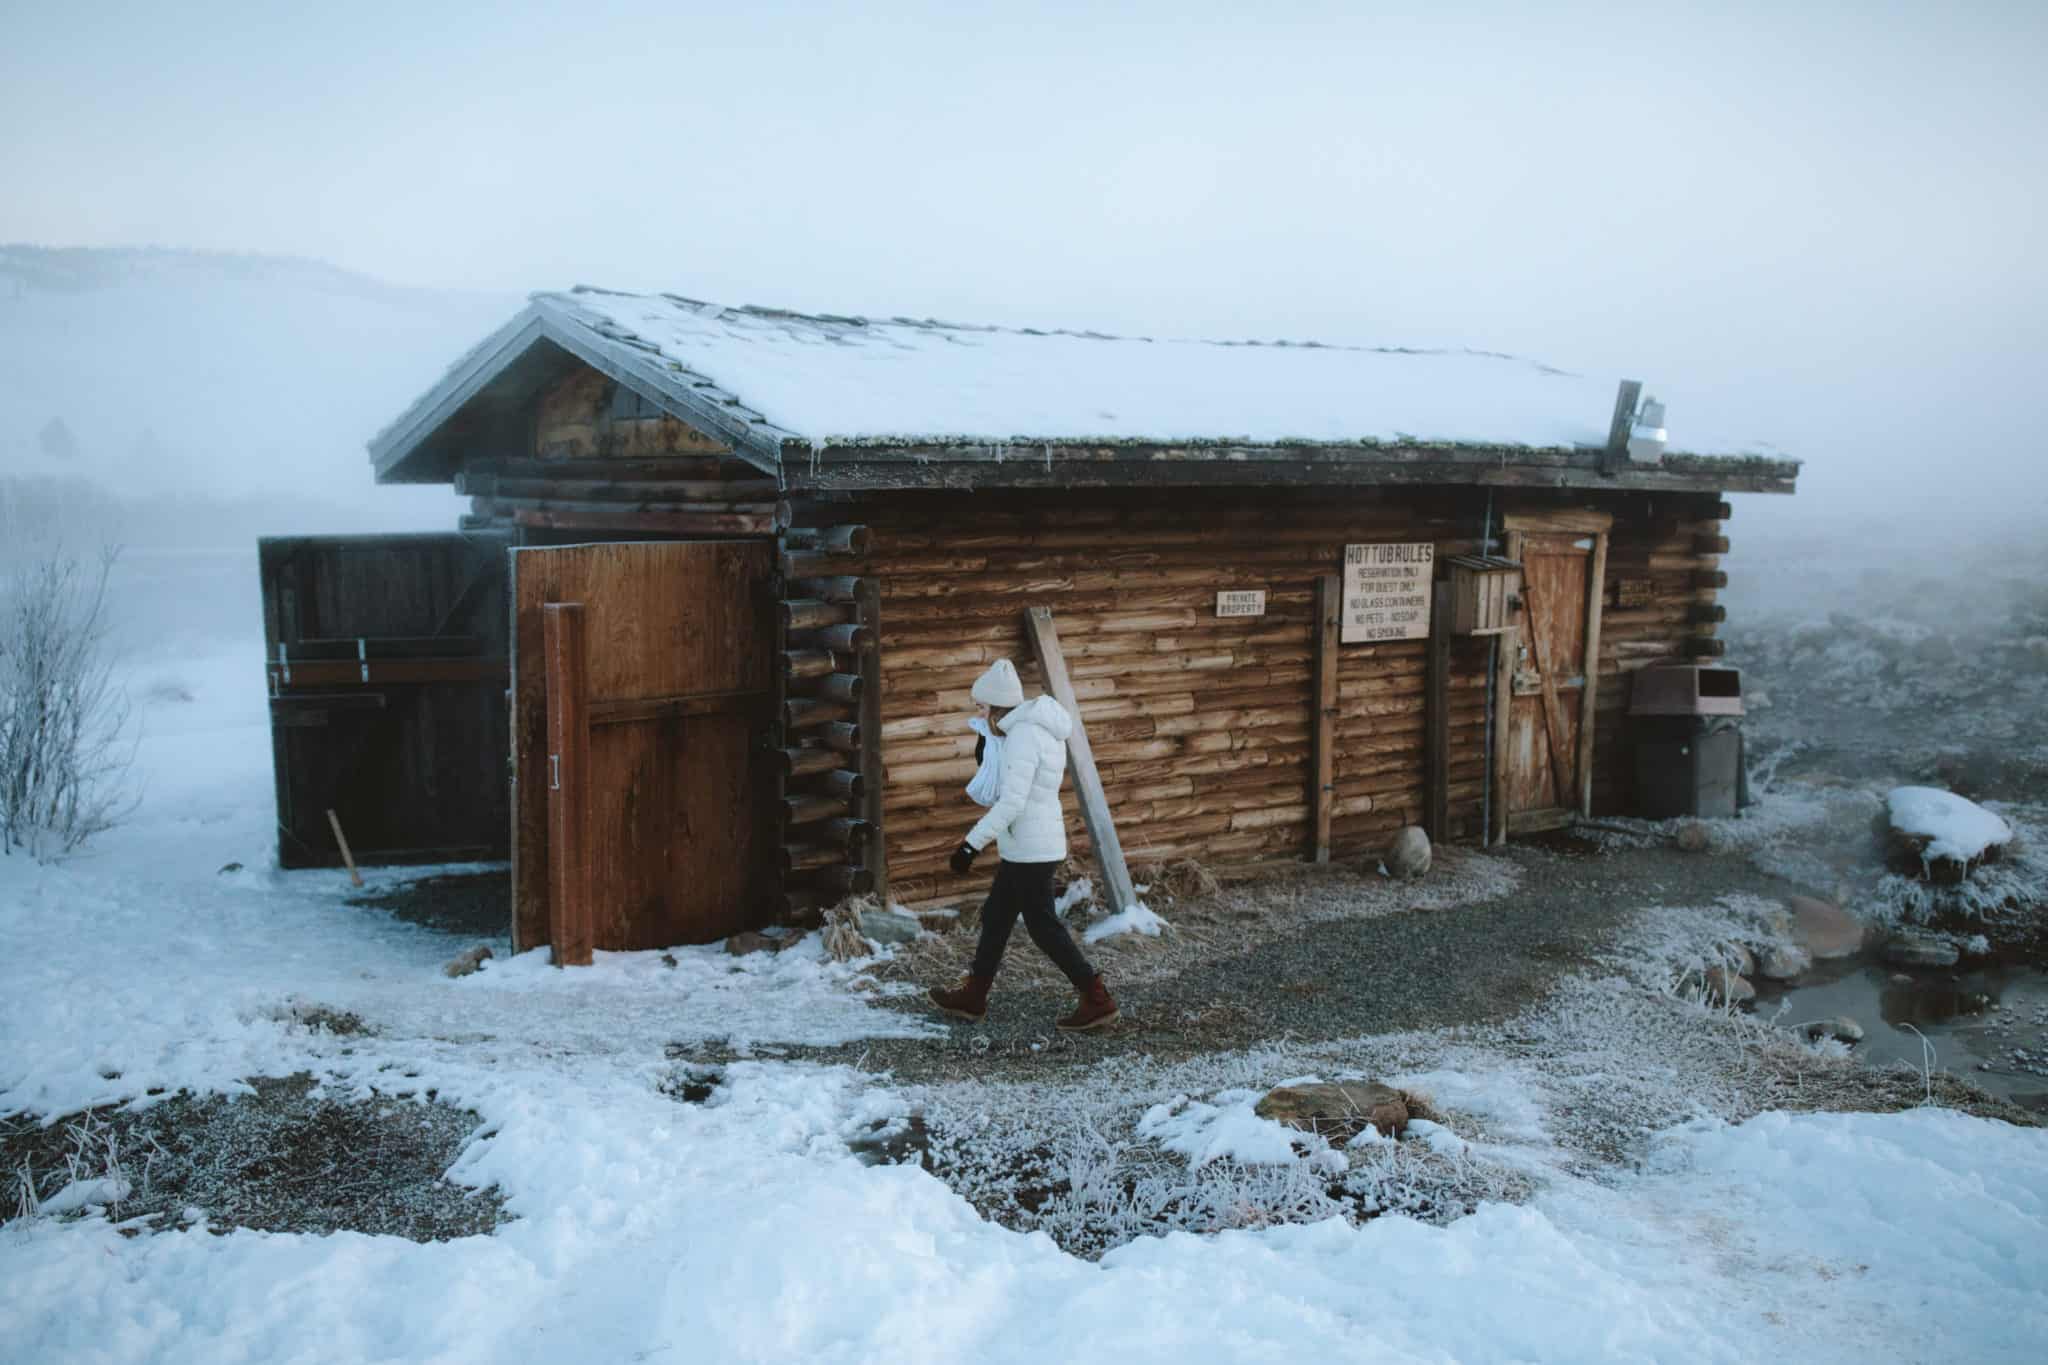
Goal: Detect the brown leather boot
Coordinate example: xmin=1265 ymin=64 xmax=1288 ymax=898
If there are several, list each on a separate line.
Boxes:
xmin=1056 ymin=974 xmax=1119 ymax=1032
xmin=928 ymin=973 xmax=994 ymax=1022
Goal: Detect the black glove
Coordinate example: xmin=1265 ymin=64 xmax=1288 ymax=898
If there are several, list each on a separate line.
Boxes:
xmin=949 ymin=842 xmax=979 ymax=876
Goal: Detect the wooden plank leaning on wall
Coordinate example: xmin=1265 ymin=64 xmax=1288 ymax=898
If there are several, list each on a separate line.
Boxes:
xmin=1024 ymin=607 xmax=1138 ymax=915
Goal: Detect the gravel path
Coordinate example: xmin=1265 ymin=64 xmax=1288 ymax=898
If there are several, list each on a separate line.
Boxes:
xmin=756 ymin=837 xmax=1816 ymax=1086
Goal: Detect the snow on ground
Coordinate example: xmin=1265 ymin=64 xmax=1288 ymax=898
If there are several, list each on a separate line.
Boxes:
xmin=4 ymin=636 xmax=2047 ymax=1363
xmin=1082 ymin=899 xmax=1169 ymax=943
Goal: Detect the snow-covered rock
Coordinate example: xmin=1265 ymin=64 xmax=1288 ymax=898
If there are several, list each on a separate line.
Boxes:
xmin=1884 ymin=787 xmax=2014 ymax=883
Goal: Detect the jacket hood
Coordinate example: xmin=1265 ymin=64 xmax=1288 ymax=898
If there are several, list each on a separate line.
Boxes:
xmin=1000 ymin=694 xmax=1073 ymax=742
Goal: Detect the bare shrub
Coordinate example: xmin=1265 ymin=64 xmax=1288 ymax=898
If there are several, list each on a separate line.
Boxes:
xmin=0 ymin=549 xmax=137 ymax=857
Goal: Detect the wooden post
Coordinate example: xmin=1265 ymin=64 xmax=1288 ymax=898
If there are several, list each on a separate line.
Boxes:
xmin=324 ymin=809 xmax=364 ymax=888
xmin=1575 ymin=530 xmax=1609 ymax=817
xmin=1425 ymin=581 xmax=1452 ymax=842
xmin=855 ymin=577 xmax=888 ymax=904
xmin=1490 ymin=626 xmax=1516 ymax=847
xmin=543 ymin=602 xmax=594 ymax=966
xmin=1310 ymin=574 xmax=1340 ymax=862
xmin=1023 ymin=606 xmax=1138 ymax=915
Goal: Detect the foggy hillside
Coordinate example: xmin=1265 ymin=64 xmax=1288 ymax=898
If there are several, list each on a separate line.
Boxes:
xmin=0 ymin=246 xmax=512 ymax=540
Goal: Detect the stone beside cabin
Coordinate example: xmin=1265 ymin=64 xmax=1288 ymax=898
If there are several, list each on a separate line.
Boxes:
xmin=263 ymin=286 xmax=1798 ymax=958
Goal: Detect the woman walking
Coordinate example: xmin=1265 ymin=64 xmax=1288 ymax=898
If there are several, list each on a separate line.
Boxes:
xmin=928 ymin=659 xmax=1119 ymax=1032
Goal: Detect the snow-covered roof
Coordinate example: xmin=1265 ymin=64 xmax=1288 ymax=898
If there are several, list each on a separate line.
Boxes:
xmin=368 ymin=287 xmax=1796 ymax=490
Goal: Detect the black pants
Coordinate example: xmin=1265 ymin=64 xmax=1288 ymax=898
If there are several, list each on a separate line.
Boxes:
xmin=970 ymin=859 xmax=1097 ymax=986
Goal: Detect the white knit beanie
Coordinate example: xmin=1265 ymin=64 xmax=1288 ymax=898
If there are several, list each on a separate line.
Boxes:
xmin=970 ymin=658 xmax=1025 ymax=708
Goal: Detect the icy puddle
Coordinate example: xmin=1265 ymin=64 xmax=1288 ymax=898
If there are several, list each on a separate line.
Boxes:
xmin=1760 ymin=958 xmax=2048 ymax=1111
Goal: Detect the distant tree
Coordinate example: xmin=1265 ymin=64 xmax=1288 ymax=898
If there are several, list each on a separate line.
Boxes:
xmin=38 ymin=417 xmax=78 ymax=462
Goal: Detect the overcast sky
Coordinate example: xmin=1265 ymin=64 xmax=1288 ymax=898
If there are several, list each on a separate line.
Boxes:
xmin=5 ymin=0 xmax=2044 ymax=536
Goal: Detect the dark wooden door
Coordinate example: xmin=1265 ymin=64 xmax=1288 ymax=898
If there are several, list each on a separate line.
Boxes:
xmin=510 ymin=540 xmax=775 ymax=954
xmin=1504 ymin=531 xmax=1595 ymax=833
xmin=260 ymin=532 xmax=511 ymax=868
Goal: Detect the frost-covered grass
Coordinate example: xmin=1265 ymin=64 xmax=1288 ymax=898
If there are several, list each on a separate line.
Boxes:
xmin=1863 ymin=802 xmax=2048 ymax=933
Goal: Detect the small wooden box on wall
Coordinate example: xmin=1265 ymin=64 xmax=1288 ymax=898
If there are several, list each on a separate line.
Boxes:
xmin=1443 ymin=555 xmax=1524 ymax=636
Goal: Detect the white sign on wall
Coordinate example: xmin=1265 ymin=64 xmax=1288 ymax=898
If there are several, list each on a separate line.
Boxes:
xmin=1341 ymin=543 xmax=1434 ymax=643
xmin=1215 ymin=590 xmax=1267 ymax=618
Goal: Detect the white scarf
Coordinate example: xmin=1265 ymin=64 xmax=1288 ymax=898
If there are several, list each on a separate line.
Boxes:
xmin=966 ymin=716 xmax=1004 ymax=807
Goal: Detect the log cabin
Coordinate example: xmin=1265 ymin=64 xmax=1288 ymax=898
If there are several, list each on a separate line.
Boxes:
xmin=263 ymin=286 xmax=1797 ymax=959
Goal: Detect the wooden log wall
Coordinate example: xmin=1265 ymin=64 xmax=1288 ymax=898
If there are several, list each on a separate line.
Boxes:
xmin=838 ymin=489 xmax=1501 ymax=906
xmin=1587 ymin=494 xmax=1730 ymax=815
xmin=835 ymin=486 xmax=1732 ymax=902
xmin=774 ymin=525 xmax=885 ymax=922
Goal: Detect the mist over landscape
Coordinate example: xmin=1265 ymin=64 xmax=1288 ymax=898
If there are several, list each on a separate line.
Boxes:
xmin=5 ymin=6 xmax=2048 ymax=1362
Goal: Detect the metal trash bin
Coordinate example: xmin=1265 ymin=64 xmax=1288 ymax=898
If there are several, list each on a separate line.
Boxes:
xmin=1629 ymin=665 xmax=1746 ymax=819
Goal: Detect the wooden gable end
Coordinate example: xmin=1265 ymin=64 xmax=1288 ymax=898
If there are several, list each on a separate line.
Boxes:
xmin=533 ymin=362 xmax=734 ymax=461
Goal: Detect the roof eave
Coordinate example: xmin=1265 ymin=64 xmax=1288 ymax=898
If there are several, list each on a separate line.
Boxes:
xmin=778 ymin=437 xmax=1798 ymax=496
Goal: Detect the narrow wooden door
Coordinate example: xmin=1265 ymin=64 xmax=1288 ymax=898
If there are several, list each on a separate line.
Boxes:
xmin=1502 ymin=521 xmax=1608 ymax=834
xmin=510 ymin=540 xmax=775 ymax=954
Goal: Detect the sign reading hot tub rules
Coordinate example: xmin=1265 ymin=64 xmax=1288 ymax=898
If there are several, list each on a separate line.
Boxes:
xmin=1341 ymin=543 xmax=1434 ymax=643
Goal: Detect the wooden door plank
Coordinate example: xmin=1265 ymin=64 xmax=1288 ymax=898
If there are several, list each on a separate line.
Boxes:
xmin=1519 ymin=583 xmax=1578 ymax=810
xmin=1023 ymin=606 xmax=1138 ymax=914
xmin=1575 ymin=530 xmax=1610 ymax=817
xmin=514 ymin=540 xmax=775 ymax=953
xmin=511 ymin=548 xmax=555 ymax=951
xmin=1311 ymin=573 xmax=1340 ymax=862
xmin=588 ymin=690 xmax=765 ymax=726
xmin=544 ymin=603 xmax=594 ymax=966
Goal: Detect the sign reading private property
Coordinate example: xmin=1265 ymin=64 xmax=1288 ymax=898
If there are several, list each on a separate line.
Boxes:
xmin=1215 ymin=590 xmax=1266 ymax=618
xmin=1341 ymin=543 xmax=1434 ymax=643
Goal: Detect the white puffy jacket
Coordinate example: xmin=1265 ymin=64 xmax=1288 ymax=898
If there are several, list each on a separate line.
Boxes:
xmin=964 ymin=694 xmax=1072 ymax=864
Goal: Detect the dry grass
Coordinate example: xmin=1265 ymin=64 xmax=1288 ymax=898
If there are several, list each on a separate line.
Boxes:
xmin=822 ymin=895 xmax=877 ymax=962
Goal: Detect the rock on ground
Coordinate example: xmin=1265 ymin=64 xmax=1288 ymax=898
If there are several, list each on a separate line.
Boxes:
xmin=1704 ymin=966 xmax=1756 ymax=1006
xmin=442 ymin=944 xmax=493 ymax=978
xmin=726 ymin=930 xmax=804 ymax=956
xmin=1758 ymin=943 xmax=1813 ymax=982
xmin=1255 ymin=1081 xmax=1410 ymax=1140
xmin=1804 ymin=1016 xmax=1865 ymax=1045
xmin=1384 ymin=826 xmax=1432 ymax=880
xmin=1785 ymin=895 xmax=1864 ymax=959
xmin=1675 ymin=822 xmax=1713 ymax=853
xmin=861 ymin=909 xmax=923 ymax=945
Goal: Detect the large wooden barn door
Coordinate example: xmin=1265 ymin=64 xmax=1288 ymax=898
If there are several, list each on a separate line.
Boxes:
xmin=1501 ymin=513 xmax=1611 ymax=835
xmin=260 ymin=532 xmax=511 ymax=869
xmin=510 ymin=540 xmax=776 ymax=958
